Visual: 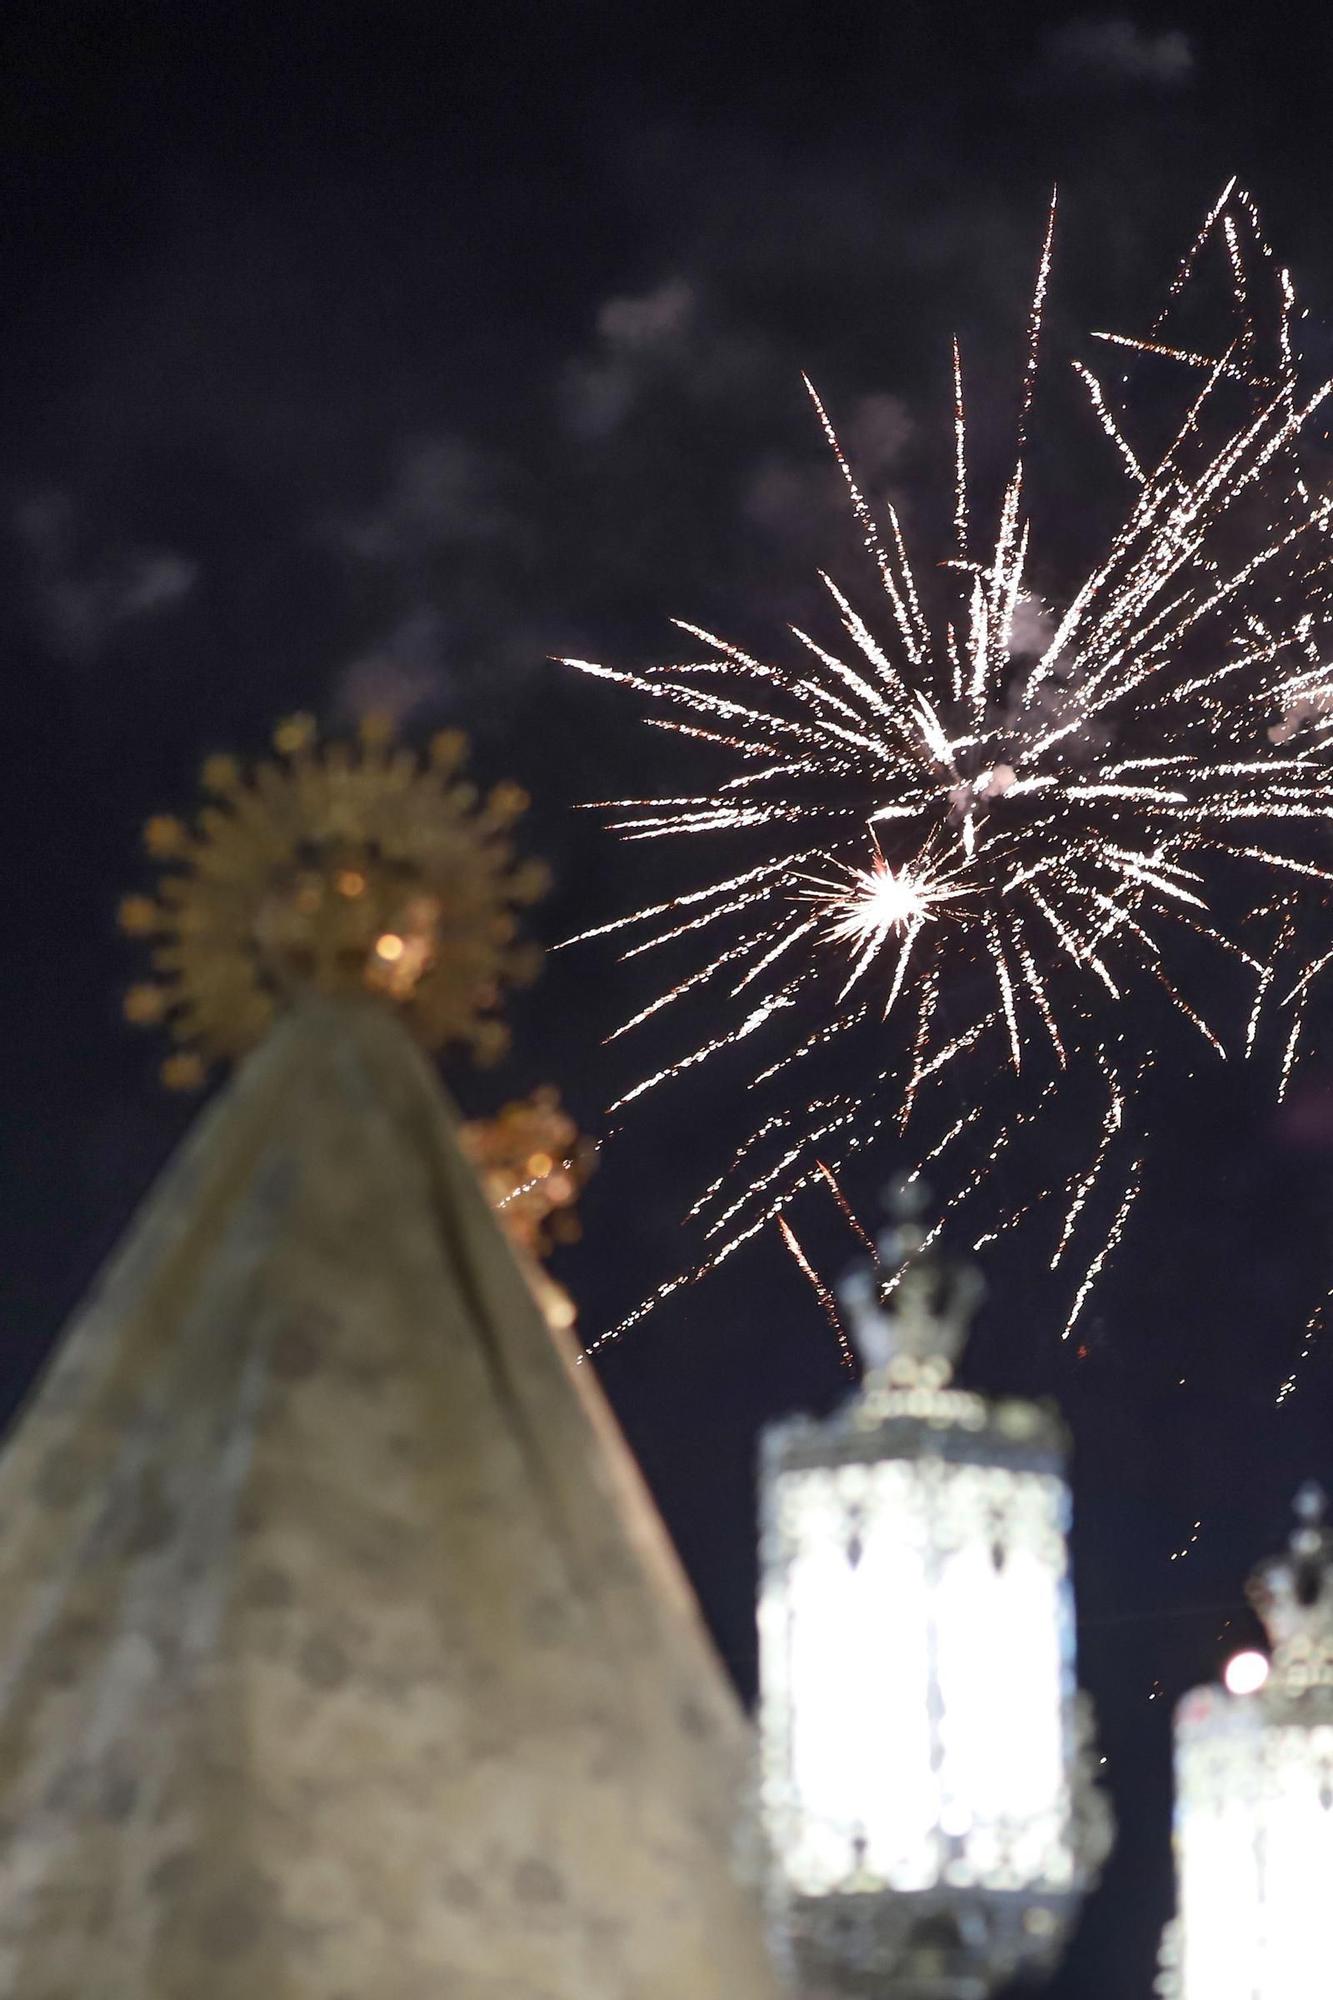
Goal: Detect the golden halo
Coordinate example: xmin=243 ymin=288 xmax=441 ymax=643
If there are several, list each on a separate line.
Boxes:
xmin=119 ymin=714 xmax=549 ymax=1088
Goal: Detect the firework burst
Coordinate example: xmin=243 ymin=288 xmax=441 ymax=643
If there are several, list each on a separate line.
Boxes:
xmin=563 ymin=186 xmax=1333 ymax=1356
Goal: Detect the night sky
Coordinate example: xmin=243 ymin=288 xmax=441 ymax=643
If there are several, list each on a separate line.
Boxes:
xmin=4 ymin=6 xmax=1333 ymax=1994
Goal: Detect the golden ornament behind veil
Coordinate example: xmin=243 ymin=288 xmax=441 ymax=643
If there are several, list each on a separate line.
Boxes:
xmin=118 ymin=712 xmax=550 ymax=1088
xmin=459 ymin=1087 xmax=598 ymax=1332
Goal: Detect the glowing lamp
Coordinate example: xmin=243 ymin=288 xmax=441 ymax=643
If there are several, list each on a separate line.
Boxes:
xmin=1159 ymin=1484 xmax=1333 ymax=2000
xmin=757 ymin=1192 xmax=1111 ymax=1996
xmin=1222 ymin=1650 xmax=1269 ymax=1697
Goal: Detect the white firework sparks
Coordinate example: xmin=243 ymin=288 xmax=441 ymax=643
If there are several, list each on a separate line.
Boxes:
xmin=563 ymin=186 xmax=1333 ymax=1357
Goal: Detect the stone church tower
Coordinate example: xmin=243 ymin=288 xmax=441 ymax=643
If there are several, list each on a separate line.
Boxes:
xmin=0 ymin=723 xmax=784 ymax=1999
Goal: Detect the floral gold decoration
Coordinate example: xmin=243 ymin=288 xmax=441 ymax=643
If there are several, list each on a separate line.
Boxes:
xmin=459 ymin=1088 xmax=597 ymax=1330
xmin=119 ymin=714 xmax=549 ymax=1089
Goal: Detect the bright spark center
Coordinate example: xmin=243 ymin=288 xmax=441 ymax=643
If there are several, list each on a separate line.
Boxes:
xmin=1223 ymin=1650 xmax=1269 ymax=1696
xmin=833 ymin=857 xmax=933 ymax=941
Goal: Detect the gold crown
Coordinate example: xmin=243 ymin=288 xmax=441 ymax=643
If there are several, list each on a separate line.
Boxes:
xmin=119 ymin=713 xmax=550 ymax=1089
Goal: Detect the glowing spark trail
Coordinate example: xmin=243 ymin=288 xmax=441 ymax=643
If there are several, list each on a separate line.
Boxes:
xmin=778 ymin=1217 xmax=856 ymax=1372
xmin=816 ymin=1160 xmax=879 ymax=1256
xmin=565 ymin=185 xmax=1333 ymax=1352
xmin=1276 ymin=1289 xmax=1332 ymax=1407
xmin=1061 ymin=1165 xmax=1144 ymax=1344
xmin=1169 ymin=1520 xmax=1204 ymax=1563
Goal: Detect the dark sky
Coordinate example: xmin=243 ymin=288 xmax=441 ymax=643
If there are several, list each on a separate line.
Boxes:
xmin=4 ymin=5 xmax=1333 ymax=1994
